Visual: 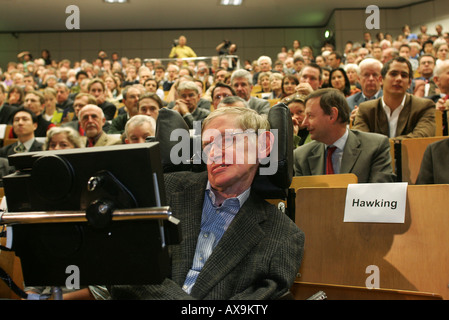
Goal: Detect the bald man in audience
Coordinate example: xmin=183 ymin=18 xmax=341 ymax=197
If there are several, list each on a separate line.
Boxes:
xmin=79 ymin=104 xmax=121 ymax=147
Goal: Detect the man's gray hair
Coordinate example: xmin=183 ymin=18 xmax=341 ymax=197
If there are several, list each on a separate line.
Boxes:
xmin=217 ymin=96 xmax=249 ymax=109
xmin=257 ymin=55 xmax=272 ymax=66
xmin=202 ymin=106 xmax=270 ymax=132
xmin=230 ymin=69 xmax=252 ymax=85
xmin=358 ymin=58 xmax=383 ymax=71
xmin=124 ymin=114 xmax=156 ymax=138
xmin=434 ymin=59 xmax=449 ymax=77
xmin=177 ymin=80 xmax=199 ymax=94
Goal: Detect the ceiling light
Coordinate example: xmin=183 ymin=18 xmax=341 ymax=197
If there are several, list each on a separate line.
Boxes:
xmin=104 ymin=0 xmax=128 ymax=3
xmin=220 ymin=0 xmax=242 ymax=6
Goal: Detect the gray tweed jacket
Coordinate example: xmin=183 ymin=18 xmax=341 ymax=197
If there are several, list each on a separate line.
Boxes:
xmin=110 ymin=171 xmax=304 ymax=300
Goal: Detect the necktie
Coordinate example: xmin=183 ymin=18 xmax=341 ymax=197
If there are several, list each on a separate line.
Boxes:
xmin=443 ymin=94 xmax=449 ymax=136
xmin=87 ymin=139 xmax=95 ymax=147
xmin=14 ymin=143 xmax=26 ymax=153
xmin=326 ymin=146 xmax=337 ymax=175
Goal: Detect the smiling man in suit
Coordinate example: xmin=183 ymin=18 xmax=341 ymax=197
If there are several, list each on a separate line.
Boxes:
xmin=110 ymin=106 xmax=305 ymax=300
xmin=294 ymin=88 xmax=395 ymax=183
xmin=353 ymin=56 xmax=435 ymax=140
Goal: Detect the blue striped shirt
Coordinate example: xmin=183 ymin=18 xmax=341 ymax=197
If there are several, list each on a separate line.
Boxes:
xmin=182 ymin=182 xmax=251 ymax=294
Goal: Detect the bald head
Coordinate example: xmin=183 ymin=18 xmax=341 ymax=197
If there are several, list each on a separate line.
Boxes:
xmin=79 ymin=104 xmax=105 ymax=138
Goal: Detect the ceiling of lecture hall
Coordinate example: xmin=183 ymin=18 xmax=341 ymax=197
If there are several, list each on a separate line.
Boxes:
xmin=0 ymin=0 xmax=429 ymax=32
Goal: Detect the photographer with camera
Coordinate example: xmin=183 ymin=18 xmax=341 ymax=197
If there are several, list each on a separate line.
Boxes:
xmin=216 ymin=40 xmax=238 ymax=71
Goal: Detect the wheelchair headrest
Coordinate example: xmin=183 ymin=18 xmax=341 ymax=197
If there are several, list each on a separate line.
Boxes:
xmin=154 ymin=103 xmax=293 ymax=198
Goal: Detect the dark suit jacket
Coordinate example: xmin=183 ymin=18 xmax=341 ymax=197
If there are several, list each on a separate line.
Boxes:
xmin=353 ymin=93 xmax=435 ymax=139
xmin=346 ymin=89 xmax=383 ymax=110
xmin=248 ymin=97 xmax=270 ymax=115
xmin=293 ymin=129 xmax=396 ymax=183
xmin=110 ymin=171 xmax=305 ymax=300
xmin=0 ymin=139 xmax=43 ymax=158
xmin=416 ymin=137 xmax=449 ymax=184
xmin=98 ymin=101 xmax=117 ymax=121
xmin=0 ymin=104 xmax=15 ymax=124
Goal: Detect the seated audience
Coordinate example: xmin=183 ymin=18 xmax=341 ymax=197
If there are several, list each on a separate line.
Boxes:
xmin=42 ymin=87 xmax=64 ymax=124
xmin=0 ymin=107 xmax=43 ymax=158
xmin=43 ymin=126 xmax=83 ymax=150
xmin=78 ymin=104 xmax=121 ymax=147
xmin=22 ymin=90 xmax=55 ymax=137
xmin=353 ymin=57 xmax=435 ymax=139
xmin=108 ymin=86 xmax=141 ymax=134
xmin=328 ymin=68 xmax=354 ymax=97
xmin=210 ymin=82 xmax=236 ymax=110
xmin=138 ymin=92 xmax=163 ymax=122
xmin=230 ymin=69 xmax=270 ymax=115
xmin=87 ymin=78 xmax=117 ymax=121
xmin=293 ymin=88 xmax=396 ymax=183
xmin=281 ymin=74 xmax=299 ymax=98
xmin=268 ymin=73 xmax=284 ymax=99
xmin=282 ymin=93 xmax=311 ymax=148
xmin=0 ymin=83 xmax=15 ymax=124
xmin=171 ymin=80 xmax=210 ymax=129
xmin=124 ymin=114 xmax=156 ymax=144
xmin=416 ymin=137 xmax=449 ymax=184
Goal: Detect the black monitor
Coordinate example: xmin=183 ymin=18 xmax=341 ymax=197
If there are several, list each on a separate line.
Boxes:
xmin=2 ymin=143 xmax=180 ymax=287
xmin=4 ymin=142 xmax=166 ymax=212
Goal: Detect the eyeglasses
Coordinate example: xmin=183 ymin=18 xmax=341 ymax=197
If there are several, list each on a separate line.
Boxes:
xmin=202 ymin=130 xmax=254 ymax=156
xmin=213 ymin=93 xmax=231 ymax=101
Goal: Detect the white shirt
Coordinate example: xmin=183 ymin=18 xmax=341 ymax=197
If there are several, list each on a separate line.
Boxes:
xmin=382 ymin=95 xmax=406 ymax=138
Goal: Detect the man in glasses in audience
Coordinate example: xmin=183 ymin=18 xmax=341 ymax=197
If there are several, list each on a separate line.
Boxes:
xmin=353 ymin=56 xmax=435 ymax=139
xmin=110 ymin=106 xmax=304 ymax=300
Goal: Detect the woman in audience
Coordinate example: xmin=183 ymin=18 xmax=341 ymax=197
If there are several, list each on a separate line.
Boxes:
xmin=42 ymin=87 xmax=63 ymax=124
xmin=5 ymin=85 xmax=24 ymax=108
xmin=257 ymin=72 xmax=272 ymax=99
xmin=269 ymin=73 xmax=284 ymax=99
xmin=435 ymin=41 xmax=448 ymax=66
xmin=104 ymin=74 xmax=122 ymax=101
xmin=282 ymin=93 xmax=311 ymax=148
xmin=44 ymin=126 xmax=83 ymax=150
xmin=281 ymin=74 xmax=299 ymax=98
xmin=328 ymin=67 xmax=353 ymax=97
xmin=344 ymin=63 xmax=362 ymax=91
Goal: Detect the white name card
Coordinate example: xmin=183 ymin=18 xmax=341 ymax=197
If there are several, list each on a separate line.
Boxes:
xmin=0 ymin=124 xmax=6 ymax=139
xmin=344 ymin=182 xmax=408 ymax=223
